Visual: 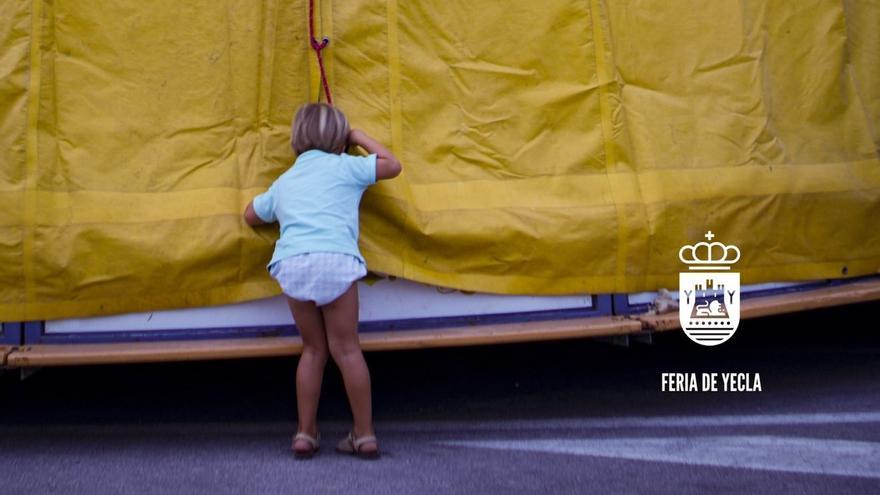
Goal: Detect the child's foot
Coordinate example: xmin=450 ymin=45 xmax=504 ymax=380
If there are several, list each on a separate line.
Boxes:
xmin=292 ymin=432 xmax=320 ymax=459
xmin=335 ymin=431 xmax=380 ymax=459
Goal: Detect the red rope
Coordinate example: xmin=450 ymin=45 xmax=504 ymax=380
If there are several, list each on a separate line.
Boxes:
xmin=309 ymin=0 xmax=333 ymax=105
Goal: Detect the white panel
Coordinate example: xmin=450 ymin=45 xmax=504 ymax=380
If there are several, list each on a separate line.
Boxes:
xmin=45 ymin=278 xmax=593 ymax=334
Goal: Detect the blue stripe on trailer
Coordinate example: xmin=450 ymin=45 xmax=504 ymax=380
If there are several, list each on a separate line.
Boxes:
xmin=1 ymin=322 xmax=23 ymax=345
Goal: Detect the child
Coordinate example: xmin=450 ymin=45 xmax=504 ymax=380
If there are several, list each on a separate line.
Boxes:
xmin=244 ymin=103 xmax=402 ymax=460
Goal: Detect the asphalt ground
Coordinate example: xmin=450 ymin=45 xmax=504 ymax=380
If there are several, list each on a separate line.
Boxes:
xmin=1 ymin=300 xmax=879 ymax=494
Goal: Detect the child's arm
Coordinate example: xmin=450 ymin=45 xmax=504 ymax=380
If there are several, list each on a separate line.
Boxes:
xmin=243 ymin=200 xmax=268 ymax=227
xmin=348 ymin=129 xmax=402 ymax=180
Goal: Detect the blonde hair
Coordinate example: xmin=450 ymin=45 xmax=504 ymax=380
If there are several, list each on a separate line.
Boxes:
xmin=291 ymin=103 xmax=350 ymax=155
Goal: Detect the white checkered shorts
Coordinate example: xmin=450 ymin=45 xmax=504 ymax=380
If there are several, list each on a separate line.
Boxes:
xmin=269 ymin=252 xmax=367 ymax=306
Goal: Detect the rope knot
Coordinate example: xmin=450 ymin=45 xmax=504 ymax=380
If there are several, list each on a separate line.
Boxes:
xmin=310 ymin=36 xmax=329 ymax=52
xmin=308 ymin=1 xmax=333 ymax=105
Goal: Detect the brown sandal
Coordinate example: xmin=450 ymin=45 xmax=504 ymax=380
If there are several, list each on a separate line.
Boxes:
xmin=292 ymin=432 xmax=320 ymax=459
xmin=335 ymin=431 xmax=380 ymax=460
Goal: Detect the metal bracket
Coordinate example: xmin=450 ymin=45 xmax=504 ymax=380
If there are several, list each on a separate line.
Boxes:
xmin=0 ymin=346 xmax=14 ymax=373
xmin=595 ymin=335 xmax=630 ymax=347
xmin=20 ymin=366 xmax=42 ymax=381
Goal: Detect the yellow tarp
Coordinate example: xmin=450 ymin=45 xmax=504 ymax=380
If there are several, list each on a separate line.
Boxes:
xmin=1 ymin=0 xmax=878 ymax=321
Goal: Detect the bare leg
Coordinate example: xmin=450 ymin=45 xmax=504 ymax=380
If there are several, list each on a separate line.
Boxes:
xmin=322 ymin=283 xmax=377 ymax=453
xmin=287 ymin=297 xmax=329 ymax=450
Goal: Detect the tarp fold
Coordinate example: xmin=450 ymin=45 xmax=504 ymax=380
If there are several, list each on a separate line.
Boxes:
xmin=1 ymin=0 xmax=878 ymax=320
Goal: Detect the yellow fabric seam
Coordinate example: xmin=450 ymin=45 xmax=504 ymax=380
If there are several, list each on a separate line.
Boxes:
xmin=306 ymin=0 xmax=320 ymax=102
xmin=362 ymin=249 xmax=621 ymax=295
xmin=385 ymin=0 xmax=402 ymax=158
xmin=323 ymin=0 xmax=334 ymax=95
xmin=385 ymin=0 xmax=414 ymax=280
xmin=0 ymin=160 xmax=874 ymax=228
xmin=0 ymin=279 xmax=282 ymax=323
xmin=13 ymin=187 xmax=268 ymax=227
xmin=23 ymin=0 xmax=44 ymax=317
xmin=589 ymin=0 xmax=629 ymax=291
xmin=259 ymin=0 xmax=276 ymax=124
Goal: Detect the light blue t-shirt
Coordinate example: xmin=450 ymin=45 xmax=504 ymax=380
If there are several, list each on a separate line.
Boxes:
xmin=252 ymin=149 xmax=377 ymax=270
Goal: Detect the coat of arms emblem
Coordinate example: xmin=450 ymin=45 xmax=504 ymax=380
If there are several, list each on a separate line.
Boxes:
xmin=679 ymin=231 xmax=741 ymax=346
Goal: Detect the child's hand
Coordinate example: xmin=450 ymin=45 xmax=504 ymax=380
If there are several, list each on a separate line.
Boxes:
xmin=346 ymin=129 xmax=401 ymax=180
xmin=348 ymin=129 xmax=367 ymax=149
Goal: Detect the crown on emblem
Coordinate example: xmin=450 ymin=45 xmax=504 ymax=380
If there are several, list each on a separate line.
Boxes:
xmin=679 ymin=231 xmax=741 ymax=269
